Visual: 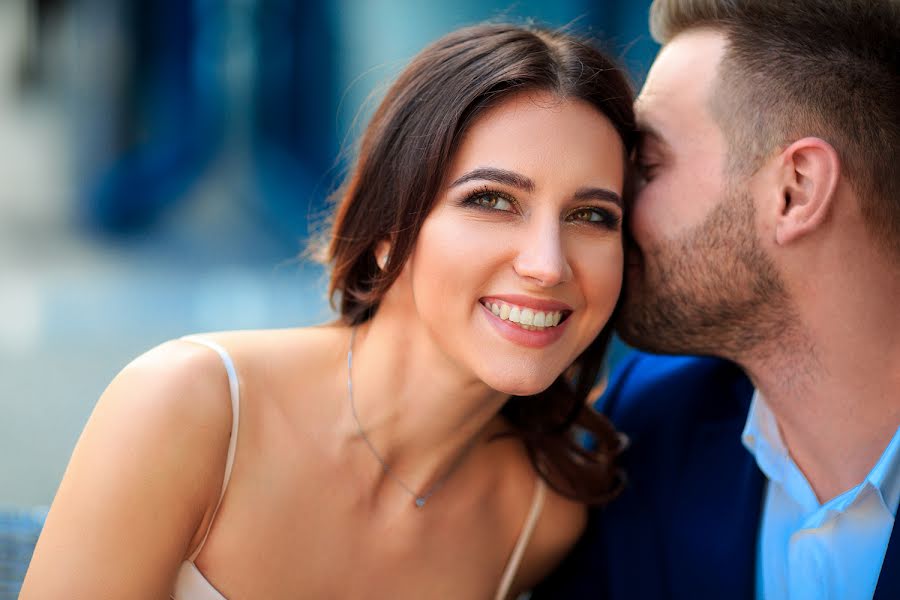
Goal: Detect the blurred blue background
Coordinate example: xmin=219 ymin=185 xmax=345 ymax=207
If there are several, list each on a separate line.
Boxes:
xmin=0 ymin=0 xmax=657 ymax=509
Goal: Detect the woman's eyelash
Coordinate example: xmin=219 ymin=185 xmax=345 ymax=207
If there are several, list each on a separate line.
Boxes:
xmin=460 ymin=186 xmax=622 ymax=230
xmin=568 ymin=206 xmax=622 ymax=230
xmin=460 ymin=187 xmax=518 ymax=212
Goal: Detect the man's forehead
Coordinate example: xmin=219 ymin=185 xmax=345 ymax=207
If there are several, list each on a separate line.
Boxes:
xmin=635 ymin=28 xmax=728 ymax=143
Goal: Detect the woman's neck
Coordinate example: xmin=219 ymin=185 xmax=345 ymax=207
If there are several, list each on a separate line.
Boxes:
xmin=339 ymin=315 xmax=511 ymax=498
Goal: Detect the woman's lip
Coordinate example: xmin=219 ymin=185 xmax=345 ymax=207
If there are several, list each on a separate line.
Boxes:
xmin=480 ymin=303 xmax=569 ymax=349
xmin=479 ymin=294 xmax=573 ymax=312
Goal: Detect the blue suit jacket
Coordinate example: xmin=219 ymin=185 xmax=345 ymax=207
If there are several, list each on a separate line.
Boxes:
xmin=533 ymin=352 xmax=900 ymax=600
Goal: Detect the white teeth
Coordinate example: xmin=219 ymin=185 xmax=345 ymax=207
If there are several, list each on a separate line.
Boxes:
xmin=483 ymin=301 xmax=565 ymax=330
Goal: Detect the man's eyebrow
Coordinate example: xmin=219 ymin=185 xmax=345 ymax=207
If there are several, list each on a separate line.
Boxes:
xmin=573 ymin=187 xmax=622 ymax=208
xmin=636 ymin=121 xmax=665 ymax=147
xmin=449 ymin=167 xmax=535 ymax=192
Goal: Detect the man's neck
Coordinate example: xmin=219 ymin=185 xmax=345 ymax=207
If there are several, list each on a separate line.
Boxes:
xmin=742 ymin=333 xmax=900 ymax=504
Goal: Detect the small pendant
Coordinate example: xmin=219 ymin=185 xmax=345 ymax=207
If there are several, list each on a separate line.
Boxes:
xmin=415 ymin=497 xmax=426 ymax=508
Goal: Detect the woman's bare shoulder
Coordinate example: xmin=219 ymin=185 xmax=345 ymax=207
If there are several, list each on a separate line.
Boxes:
xmin=530 ymin=483 xmax=588 ymax=565
xmin=479 ymin=425 xmax=587 ymax=590
xmin=19 ymin=338 xmax=242 ymax=597
xmin=67 ymin=337 xmax=243 ymax=467
xmin=499 ymin=456 xmax=588 ymax=596
xmin=87 ymin=335 xmax=248 ymax=497
xmin=179 ymin=324 xmax=348 ymax=377
xmin=118 ymin=337 xmax=238 ymax=413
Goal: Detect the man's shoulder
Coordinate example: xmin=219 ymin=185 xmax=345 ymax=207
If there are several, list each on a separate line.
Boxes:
xmin=594 ymin=351 xmax=761 ymax=558
xmin=597 ymin=351 xmax=754 ymax=435
xmin=532 ymin=353 xmax=762 ymax=599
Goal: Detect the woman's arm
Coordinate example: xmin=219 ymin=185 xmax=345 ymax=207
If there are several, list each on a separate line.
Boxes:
xmin=19 ymin=340 xmax=235 ymax=599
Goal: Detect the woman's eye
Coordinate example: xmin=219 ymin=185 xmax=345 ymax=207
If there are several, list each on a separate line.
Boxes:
xmin=566 ymin=206 xmax=622 ymax=229
xmin=569 ymin=207 xmax=607 ymax=223
xmin=472 ymin=193 xmax=514 ymax=212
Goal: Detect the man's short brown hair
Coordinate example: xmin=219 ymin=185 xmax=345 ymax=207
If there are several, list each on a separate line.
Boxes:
xmin=650 ymin=0 xmax=900 ymax=257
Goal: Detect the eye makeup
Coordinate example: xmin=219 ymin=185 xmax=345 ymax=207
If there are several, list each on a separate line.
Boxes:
xmin=458 ymin=186 xmax=621 ymax=231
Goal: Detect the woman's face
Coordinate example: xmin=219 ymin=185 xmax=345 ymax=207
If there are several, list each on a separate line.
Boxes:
xmin=396 ymin=90 xmax=626 ymax=395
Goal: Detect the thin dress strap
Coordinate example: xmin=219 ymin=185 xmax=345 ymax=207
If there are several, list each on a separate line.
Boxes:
xmin=179 ymin=336 xmax=241 ymax=563
xmin=495 ymin=478 xmax=547 ymax=600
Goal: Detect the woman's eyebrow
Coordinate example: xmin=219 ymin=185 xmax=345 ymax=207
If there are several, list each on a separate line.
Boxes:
xmin=451 ymin=167 xmax=621 ymax=207
xmin=573 ymin=188 xmax=622 ymax=208
xmin=449 ymin=167 xmax=535 ymax=192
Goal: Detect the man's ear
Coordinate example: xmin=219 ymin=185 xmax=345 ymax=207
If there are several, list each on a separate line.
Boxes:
xmin=773 ymin=137 xmax=841 ymax=246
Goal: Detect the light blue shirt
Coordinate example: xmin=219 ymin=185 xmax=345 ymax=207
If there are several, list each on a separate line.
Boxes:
xmin=742 ymin=391 xmax=900 ymax=600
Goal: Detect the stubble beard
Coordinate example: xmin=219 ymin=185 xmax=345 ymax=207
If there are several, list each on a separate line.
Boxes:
xmin=617 ymin=187 xmax=795 ymax=362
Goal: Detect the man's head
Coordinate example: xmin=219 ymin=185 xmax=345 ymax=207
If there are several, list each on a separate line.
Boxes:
xmin=618 ymin=0 xmax=900 ymax=359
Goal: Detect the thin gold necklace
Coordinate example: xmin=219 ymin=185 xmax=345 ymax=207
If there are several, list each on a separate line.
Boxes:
xmin=347 ymin=327 xmax=477 ymax=508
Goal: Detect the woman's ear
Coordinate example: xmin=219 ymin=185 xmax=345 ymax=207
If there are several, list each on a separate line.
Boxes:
xmin=773 ymin=137 xmax=841 ymax=246
xmin=375 ymin=239 xmax=391 ymax=270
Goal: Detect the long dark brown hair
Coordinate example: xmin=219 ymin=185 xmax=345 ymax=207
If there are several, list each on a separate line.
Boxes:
xmin=321 ymin=23 xmax=635 ymax=505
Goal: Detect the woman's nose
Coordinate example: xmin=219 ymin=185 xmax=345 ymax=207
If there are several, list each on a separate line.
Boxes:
xmin=512 ymin=221 xmax=572 ymax=288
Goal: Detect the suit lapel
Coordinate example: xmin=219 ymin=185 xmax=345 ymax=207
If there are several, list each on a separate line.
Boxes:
xmin=664 ymin=422 xmax=765 ymax=600
xmin=873 ymin=505 xmax=900 ymax=600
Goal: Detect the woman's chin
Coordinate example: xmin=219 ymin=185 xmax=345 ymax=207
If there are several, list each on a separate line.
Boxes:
xmin=487 ymin=374 xmax=557 ymax=398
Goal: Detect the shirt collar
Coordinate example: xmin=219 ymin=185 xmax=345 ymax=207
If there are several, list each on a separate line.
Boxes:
xmin=866 ymin=424 xmax=900 ymax=517
xmin=741 ymin=390 xmax=794 ymax=485
xmin=742 ymin=389 xmax=900 ymax=516
xmin=742 ymin=391 xmax=817 ymax=512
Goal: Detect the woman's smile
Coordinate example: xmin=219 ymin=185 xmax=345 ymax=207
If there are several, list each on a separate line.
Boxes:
xmin=478 ymin=296 xmax=571 ymax=348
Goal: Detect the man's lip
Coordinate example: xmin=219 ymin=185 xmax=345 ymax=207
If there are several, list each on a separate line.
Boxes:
xmin=479 ymin=294 xmax=573 ymax=312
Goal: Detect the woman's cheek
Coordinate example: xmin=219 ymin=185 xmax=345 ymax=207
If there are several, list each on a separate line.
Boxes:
xmin=578 ymin=240 xmax=624 ymax=311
